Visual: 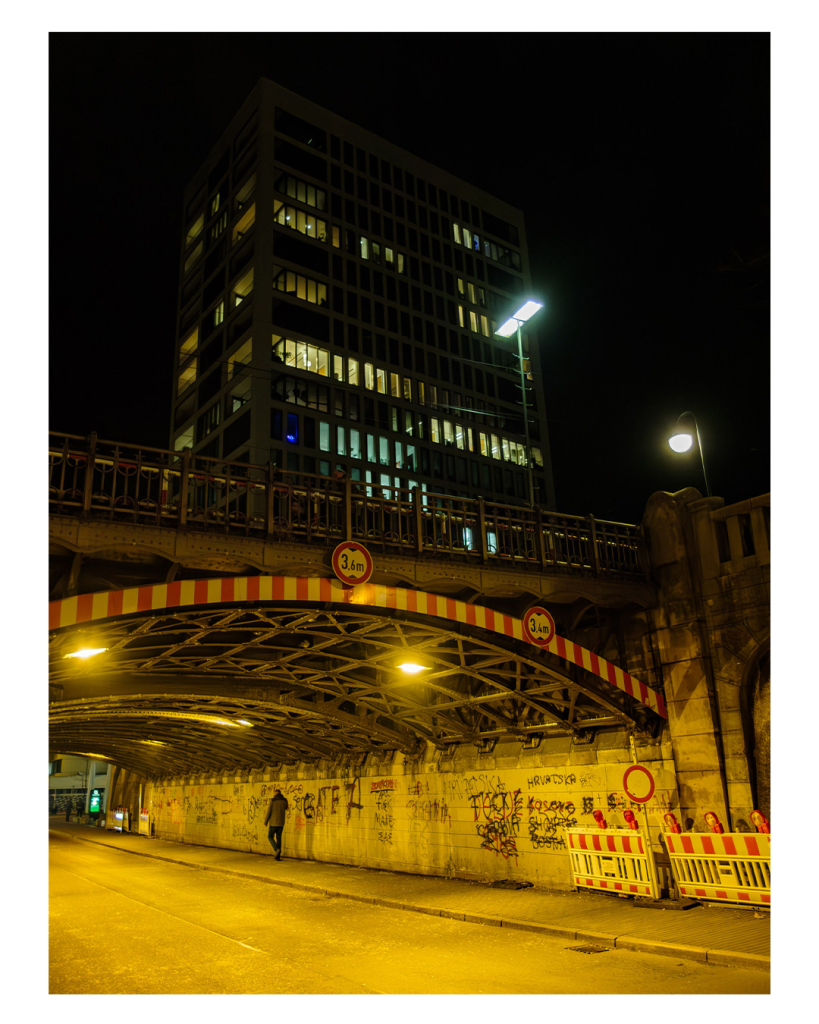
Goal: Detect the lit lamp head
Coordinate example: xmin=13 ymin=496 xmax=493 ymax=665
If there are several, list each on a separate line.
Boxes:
xmin=495 ymin=299 xmax=544 ymax=338
xmin=668 ymin=411 xmax=698 ymax=453
xmin=398 ymin=662 xmax=426 ymax=675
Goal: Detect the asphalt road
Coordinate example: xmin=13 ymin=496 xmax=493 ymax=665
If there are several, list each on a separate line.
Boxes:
xmin=49 ymin=832 xmax=769 ymax=995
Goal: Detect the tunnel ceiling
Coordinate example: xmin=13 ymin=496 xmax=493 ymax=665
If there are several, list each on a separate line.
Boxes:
xmin=49 ymin=603 xmax=648 ymax=778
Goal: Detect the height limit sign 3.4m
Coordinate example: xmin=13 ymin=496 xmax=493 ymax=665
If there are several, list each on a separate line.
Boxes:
xmin=522 ymin=605 xmax=555 ymax=647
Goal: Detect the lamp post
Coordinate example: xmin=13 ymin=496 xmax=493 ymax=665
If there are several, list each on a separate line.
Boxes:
xmin=495 ymin=300 xmax=544 ymax=507
xmin=668 ymin=411 xmax=711 ymax=497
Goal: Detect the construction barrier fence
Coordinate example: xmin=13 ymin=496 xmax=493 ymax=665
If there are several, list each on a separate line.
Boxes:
xmin=566 ymin=828 xmax=660 ymax=899
xmin=663 ymin=831 xmax=771 ymax=907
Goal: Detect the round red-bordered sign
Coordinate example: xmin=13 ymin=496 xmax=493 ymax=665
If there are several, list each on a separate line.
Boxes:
xmin=332 ymin=541 xmax=373 ymax=586
xmin=623 ymin=764 xmax=656 ymax=803
xmin=522 ymin=605 xmax=556 ymax=647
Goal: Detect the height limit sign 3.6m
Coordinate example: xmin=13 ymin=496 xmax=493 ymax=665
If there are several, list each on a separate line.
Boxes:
xmin=332 ymin=541 xmax=374 ymax=586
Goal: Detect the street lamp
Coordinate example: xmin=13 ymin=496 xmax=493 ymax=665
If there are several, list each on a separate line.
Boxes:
xmin=495 ymin=300 xmax=544 ymax=507
xmin=668 ymin=411 xmax=711 ymax=497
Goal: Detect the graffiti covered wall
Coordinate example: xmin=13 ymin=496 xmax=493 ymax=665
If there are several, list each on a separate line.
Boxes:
xmin=144 ymin=735 xmax=680 ymax=889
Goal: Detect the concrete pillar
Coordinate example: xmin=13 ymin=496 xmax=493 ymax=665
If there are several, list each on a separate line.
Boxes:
xmin=642 ymin=488 xmax=730 ymax=829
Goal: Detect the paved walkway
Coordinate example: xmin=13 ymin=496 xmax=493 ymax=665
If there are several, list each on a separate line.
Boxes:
xmin=49 ymin=820 xmax=770 ymax=971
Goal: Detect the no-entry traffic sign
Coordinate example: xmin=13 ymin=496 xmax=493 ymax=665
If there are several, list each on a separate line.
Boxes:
xmin=623 ymin=764 xmax=656 ymax=803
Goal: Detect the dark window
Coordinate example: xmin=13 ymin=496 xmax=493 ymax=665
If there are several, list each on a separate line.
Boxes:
xmin=223 ymin=410 xmax=250 ymax=455
xmin=275 ymin=109 xmax=327 ymax=152
xmin=275 ymin=139 xmax=326 ymax=180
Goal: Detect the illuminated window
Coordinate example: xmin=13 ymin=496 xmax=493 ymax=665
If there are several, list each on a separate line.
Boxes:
xmin=360 ymin=236 xmax=370 ymax=260
xmin=177 ymin=360 xmax=197 ymax=397
xmin=376 ymin=368 xmax=387 ymax=394
xmin=390 ymin=373 xmax=401 ymax=398
xmin=272 ymin=266 xmax=327 ymax=306
xmin=273 ymin=200 xmax=328 ymax=241
xmin=417 ymin=382 xmax=425 ymax=405
xmin=235 ymin=173 xmax=256 ymax=212
xmin=453 ymin=223 xmax=462 ymax=245
xmin=431 ymin=418 xmax=440 ymax=443
xmin=337 ymin=425 xmax=346 ymax=456
xmin=274 ymin=171 xmax=326 ymax=211
xmin=479 ymin=432 xmax=488 ymax=456
xmin=232 ymin=268 xmax=254 ymax=307
xmin=186 ymin=214 xmax=204 ymax=247
xmin=333 ymin=355 xmax=344 ymax=381
xmin=348 ymin=357 xmax=360 ymax=386
xmin=458 ymin=305 xmax=464 ymax=328
xmin=226 ymin=372 xmax=251 ymax=415
xmin=174 ymin=427 xmax=193 ymax=451
xmin=179 ymin=327 xmax=198 ymax=365
xmin=379 ymin=437 xmax=390 ymax=466
xmin=481 ymin=315 xmax=491 ymax=337
xmin=210 ymin=211 xmax=227 ymax=243
xmin=364 ymin=363 xmax=374 ymax=390
xmin=230 ymin=339 xmax=252 ymax=378
xmin=350 ymin=429 xmax=361 ymax=459
xmin=457 ymin=278 xmax=465 ymax=297
xmin=286 ymin=413 xmax=299 ymax=443
xmin=443 ymin=420 xmax=454 ymax=446
xmin=502 ymin=438 xmax=511 ymax=462
xmin=491 ymin=435 xmax=501 ymax=459
xmin=469 ymin=310 xmax=478 ymax=333
xmin=214 ymin=301 xmax=225 ymax=326
xmin=402 ymin=378 xmax=412 ymax=402
xmin=455 ymin=424 xmax=465 ymax=450
xmin=232 ymin=203 xmax=256 ymax=245
xmin=319 ymin=421 xmax=331 ymax=452
xmin=468 ymin=283 xmax=476 ymax=303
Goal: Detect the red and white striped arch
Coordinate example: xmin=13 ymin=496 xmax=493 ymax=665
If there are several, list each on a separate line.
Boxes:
xmin=48 ymin=575 xmax=667 ymax=719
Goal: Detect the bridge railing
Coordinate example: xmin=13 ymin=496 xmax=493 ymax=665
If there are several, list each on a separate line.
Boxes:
xmin=48 ymin=432 xmax=646 ymax=578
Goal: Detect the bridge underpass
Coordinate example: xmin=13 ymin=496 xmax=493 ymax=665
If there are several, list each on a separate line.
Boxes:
xmin=50 ymin=432 xmax=664 ymax=781
xmin=49 ymin=576 xmax=666 ymax=781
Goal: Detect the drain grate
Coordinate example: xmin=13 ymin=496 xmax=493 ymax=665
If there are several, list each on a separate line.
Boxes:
xmin=567 ymin=944 xmax=610 ymax=954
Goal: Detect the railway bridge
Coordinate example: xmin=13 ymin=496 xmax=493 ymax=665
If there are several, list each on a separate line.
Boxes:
xmin=48 ymin=433 xmax=769 ymax=888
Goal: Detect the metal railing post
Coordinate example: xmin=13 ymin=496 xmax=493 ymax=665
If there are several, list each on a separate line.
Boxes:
xmin=343 ymin=476 xmax=352 ymax=541
xmin=477 ymin=497 xmax=489 ymax=561
xmin=535 ymin=506 xmax=548 ymax=569
xmin=588 ymin=515 xmax=600 ymax=573
xmin=266 ymin=463 xmax=276 ymax=539
xmin=81 ymin=431 xmax=97 ymax=514
xmin=413 ymin=487 xmax=424 ymax=556
xmin=178 ymin=450 xmax=190 ymax=528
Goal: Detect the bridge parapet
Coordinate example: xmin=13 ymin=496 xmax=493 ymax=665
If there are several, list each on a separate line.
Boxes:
xmin=49 ymin=432 xmax=647 ymax=580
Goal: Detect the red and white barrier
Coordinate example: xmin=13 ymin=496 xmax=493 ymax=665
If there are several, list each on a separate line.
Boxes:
xmin=663 ymin=831 xmax=771 ymax=907
xmin=566 ymin=826 xmax=660 ymax=899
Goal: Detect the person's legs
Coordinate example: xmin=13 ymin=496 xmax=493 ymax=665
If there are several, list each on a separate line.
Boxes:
xmin=268 ymin=825 xmax=283 ymax=858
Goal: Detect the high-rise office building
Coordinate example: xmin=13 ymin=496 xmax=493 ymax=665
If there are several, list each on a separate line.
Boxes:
xmin=171 ymin=79 xmax=555 ymax=508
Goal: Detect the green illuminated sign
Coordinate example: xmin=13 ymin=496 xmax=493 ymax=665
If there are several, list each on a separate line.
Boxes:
xmin=90 ymin=790 xmax=100 ymax=814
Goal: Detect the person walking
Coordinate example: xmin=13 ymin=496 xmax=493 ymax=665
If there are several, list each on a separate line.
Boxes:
xmin=263 ymin=788 xmax=289 ymax=860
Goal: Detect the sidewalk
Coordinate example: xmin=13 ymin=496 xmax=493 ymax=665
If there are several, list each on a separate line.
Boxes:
xmin=49 ymin=820 xmax=770 ymax=971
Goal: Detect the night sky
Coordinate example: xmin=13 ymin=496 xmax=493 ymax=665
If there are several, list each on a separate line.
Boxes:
xmin=48 ymin=32 xmax=770 ymax=524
